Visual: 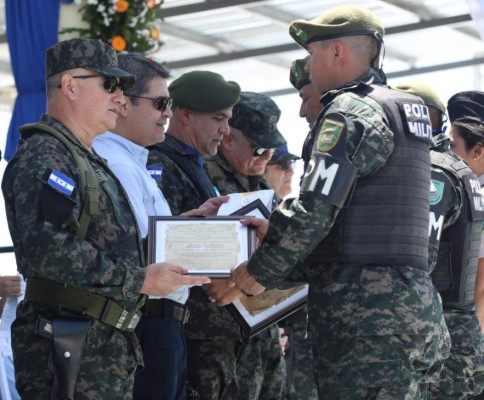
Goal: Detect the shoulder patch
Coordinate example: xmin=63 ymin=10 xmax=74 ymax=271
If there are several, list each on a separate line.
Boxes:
xmin=317 ymin=118 xmax=345 ymax=152
xmin=430 ymin=179 xmax=444 ymax=205
xmin=147 ymin=166 xmax=163 ymax=180
xmin=47 ymin=169 xmax=76 ymax=197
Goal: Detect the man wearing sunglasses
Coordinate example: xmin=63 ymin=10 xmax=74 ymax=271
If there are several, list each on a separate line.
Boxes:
xmin=264 ymin=144 xmax=300 ymax=200
xmin=2 ymin=39 xmax=210 ymax=400
xmin=203 ymin=91 xmax=288 ymax=400
xmin=94 ymin=53 xmax=230 ymax=400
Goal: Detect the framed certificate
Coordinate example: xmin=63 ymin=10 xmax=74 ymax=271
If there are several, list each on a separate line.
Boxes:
xmin=229 ymin=198 xmax=270 ymax=219
xmin=147 ymin=216 xmax=256 ymax=278
xmin=227 ymin=285 xmax=308 ymax=338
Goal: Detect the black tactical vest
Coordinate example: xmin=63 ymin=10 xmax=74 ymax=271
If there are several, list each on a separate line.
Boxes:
xmin=307 ymin=85 xmax=433 ymax=270
xmin=430 ymin=151 xmax=484 ymax=304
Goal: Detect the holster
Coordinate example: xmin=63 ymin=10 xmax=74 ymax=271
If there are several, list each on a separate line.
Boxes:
xmin=51 ymin=311 xmax=91 ymax=400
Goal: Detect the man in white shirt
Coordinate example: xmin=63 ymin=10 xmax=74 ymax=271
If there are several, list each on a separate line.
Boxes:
xmin=94 ymin=53 xmax=226 ymax=400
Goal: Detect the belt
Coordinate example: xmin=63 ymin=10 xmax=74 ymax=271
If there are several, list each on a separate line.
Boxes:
xmin=145 ymin=299 xmax=190 ymax=324
xmin=25 ymin=278 xmax=141 ymax=331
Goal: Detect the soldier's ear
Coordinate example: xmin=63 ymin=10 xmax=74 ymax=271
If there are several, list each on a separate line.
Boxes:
xmin=473 ymin=142 xmax=483 ymax=160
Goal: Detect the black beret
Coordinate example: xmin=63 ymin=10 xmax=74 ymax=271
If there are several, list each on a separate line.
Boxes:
xmin=169 ymin=71 xmax=241 ymax=112
xmin=448 ymin=91 xmax=484 ymax=125
xmin=289 ymin=5 xmax=384 ymax=48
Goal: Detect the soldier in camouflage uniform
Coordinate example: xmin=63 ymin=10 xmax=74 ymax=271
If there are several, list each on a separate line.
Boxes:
xmin=227 ymin=6 xmax=450 ymax=399
xmin=275 ymin=57 xmax=321 ymax=400
xmin=1 ymin=39 xmax=209 ymax=400
xmin=204 ymin=91 xmax=288 ymax=400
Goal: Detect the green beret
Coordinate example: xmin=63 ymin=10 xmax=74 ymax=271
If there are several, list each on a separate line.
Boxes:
xmin=169 ymin=71 xmax=241 ymax=112
xmin=289 ymin=56 xmax=311 ymax=90
xmin=230 ymin=92 xmax=287 ymax=149
xmin=289 ymin=5 xmax=384 ymax=48
xmin=392 ymin=82 xmax=446 ymax=114
xmin=45 ymin=39 xmax=135 ymax=89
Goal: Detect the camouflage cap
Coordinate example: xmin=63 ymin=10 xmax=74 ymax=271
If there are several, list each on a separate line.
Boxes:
xmin=289 ymin=56 xmax=311 ymax=90
xmin=45 ymin=39 xmax=135 ymax=88
xmin=169 ymin=71 xmax=241 ymax=112
xmin=447 ymin=91 xmax=484 ymax=124
xmin=393 ymin=82 xmax=446 ymax=114
xmin=268 ymin=144 xmax=301 ymax=164
xmin=289 ymin=5 xmax=384 ymax=48
xmin=229 ymin=92 xmax=287 ymax=149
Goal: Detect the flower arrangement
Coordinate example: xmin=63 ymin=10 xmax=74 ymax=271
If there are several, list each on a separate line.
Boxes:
xmin=63 ymin=0 xmax=164 ymax=54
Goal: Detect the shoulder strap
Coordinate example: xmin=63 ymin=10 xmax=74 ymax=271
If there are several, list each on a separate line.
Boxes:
xmin=20 ymin=123 xmax=100 ymax=240
xmin=204 ymin=158 xmax=227 ymax=195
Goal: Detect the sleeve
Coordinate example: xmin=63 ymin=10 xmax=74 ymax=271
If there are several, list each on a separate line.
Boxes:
xmin=247 ymin=103 xmax=395 ymax=288
xmin=2 ymin=138 xmax=145 ymax=304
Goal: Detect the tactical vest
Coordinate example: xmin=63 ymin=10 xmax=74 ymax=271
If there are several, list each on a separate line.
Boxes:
xmin=430 ymin=151 xmax=484 ymax=304
xmin=19 ymin=122 xmax=99 ymax=240
xmin=149 ymin=141 xmax=217 ymax=202
xmin=308 ymin=85 xmax=433 ymax=270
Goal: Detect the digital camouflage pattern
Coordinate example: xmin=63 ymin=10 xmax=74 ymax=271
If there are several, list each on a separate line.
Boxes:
xmin=246 ymin=69 xmax=450 ymax=399
xmin=2 ymin=114 xmax=146 ymax=399
xmin=427 ymin=153 xmax=484 ymax=398
xmin=45 ymin=38 xmax=135 ymax=86
xmin=204 ymin=153 xmax=286 ymax=399
xmin=147 ymin=134 xmax=213 ymax=216
xmin=229 ymin=92 xmax=286 ymax=149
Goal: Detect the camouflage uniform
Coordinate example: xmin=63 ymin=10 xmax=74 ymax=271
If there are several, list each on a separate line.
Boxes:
xmin=204 ymin=153 xmax=286 ymax=400
xmin=246 ymin=68 xmax=450 ymax=400
xmin=2 ymin=115 xmax=146 ymax=399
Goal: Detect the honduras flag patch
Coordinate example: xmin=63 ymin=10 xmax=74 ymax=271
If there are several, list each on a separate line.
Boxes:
xmin=147 ymin=166 xmax=163 ymax=180
xmin=47 ymin=169 xmax=76 ymax=197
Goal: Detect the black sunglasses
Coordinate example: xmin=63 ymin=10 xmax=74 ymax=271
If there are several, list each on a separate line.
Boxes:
xmin=57 ymin=74 xmax=124 ymax=94
xmin=129 ymin=95 xmax=173 ymax=111
xmin=251 ymin=145 xmax=275 ymax=157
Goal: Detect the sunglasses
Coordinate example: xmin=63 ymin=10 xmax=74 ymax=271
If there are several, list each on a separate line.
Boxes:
xmin=268 ymin=160 xmax=296 ymax=170
xmin=128 ymin=95 xmax=173 ymax=111
xmin=57 ymin=74 xmax=124 ymax=94
xmin=251 ymin=145 xmax=275 ymax=157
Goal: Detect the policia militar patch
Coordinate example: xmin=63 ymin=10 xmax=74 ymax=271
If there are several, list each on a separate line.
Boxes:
xmin=301 ymin=113 xmax=357 ymax=208
xmin=399 ymin=102 xmax=432 ymax=141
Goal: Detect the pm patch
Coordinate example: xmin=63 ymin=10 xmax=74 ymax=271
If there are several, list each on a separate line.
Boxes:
xmin=46 ymin=169 xmax=76 ymax=197
xmin=317 ymin=118 xmax=345 ymax=153
xmin=147 ymin=166 xmax=163 ymax=180
xmin=429 ymin=179 xmax=444 ymax=205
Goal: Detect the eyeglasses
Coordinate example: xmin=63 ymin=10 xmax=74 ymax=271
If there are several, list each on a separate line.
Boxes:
xmin=251 ymin=146 xmax=275 ymax=157
xmin=57 ymin=74 xmax=124 ymax=94
xmin=128 ymin=95 xmax=173 ymax=111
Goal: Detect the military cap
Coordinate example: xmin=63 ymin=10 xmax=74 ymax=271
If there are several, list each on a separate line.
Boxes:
xmin=393 ymin=82 xmax=446 ymax=114
xmin=268 ymin=144 xmax=301 ymax=164
xmin=229 ymin=92 xmax=287 ymax=149
xmin=169 ymin=71 xmax=240 ymax=113
xmin=289 ymin=56 xmax=311 ymax=90
xmin=447 ymin=91 xmax=484 ymax=125
xmin=289 ymin=5 xmax=384 ymax=48
xmin=45 ymin=38 xmax=135 ymax=88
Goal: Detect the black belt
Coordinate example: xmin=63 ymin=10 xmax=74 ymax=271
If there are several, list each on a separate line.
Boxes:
xmin=145 ymin=299 xmax=190 ymax=324
xmin=25 ymin=278 xmax=141 ymax=331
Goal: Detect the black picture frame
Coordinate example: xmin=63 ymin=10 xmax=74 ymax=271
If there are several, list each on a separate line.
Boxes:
xmin=227 ymin=285 xmax=308 ymax=338
xmin=229 ymin=198 xmax=271 ymax=219
xmin=147 ymin=216 xmax=256 ymax=278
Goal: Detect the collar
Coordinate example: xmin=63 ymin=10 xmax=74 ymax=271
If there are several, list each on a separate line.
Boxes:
xmin=95 ymin=131 xmax=149 ymax=165
xmin=180 ymin=141 xmax=204 ymax=168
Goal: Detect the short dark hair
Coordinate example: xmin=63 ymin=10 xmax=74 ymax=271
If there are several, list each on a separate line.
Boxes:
xmin=117 ymin=53 xmax=170 ymax=100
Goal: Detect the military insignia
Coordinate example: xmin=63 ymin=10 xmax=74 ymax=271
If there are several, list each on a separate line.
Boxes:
xmin=429 ymin=179 xmax=444 ymax=205
xmin=94 ymin=169 xmax=107 ymax=183
xmin=317 ymin=118 xmax=344 ymax=152
xmin=147 ymin=166 xmax=163 ymax=180
xmin=294 ymin=63 xmax=302 ymax=80
xmin=47 ymin=169 xmax=75 ymax=197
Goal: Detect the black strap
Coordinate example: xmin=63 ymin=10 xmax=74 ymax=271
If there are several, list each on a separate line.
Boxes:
xmin=145 ymin=299 xmax=190 ymax=324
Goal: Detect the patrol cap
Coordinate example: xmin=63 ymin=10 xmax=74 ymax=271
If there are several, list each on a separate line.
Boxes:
xmin=268 ymin=144 xmax=301 ymax=164
xmin=169 ymin=71 xmax=241 ymax=113
xmin=447 ymin=91 xmax=484 ymax=124
xmin=289 ymin=57 xmax=311 ymax=90
xmin=229 ymin=92 xmax=287 ymax=149
xmin=393 ymin=82 xmax=446 ymax=114
xmin=45 ymin=38 xmax=135 ymax=88
xmin=289 ymin=5 xmax=384 ymax=48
